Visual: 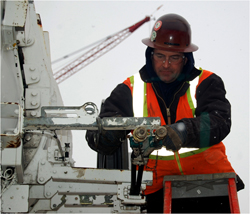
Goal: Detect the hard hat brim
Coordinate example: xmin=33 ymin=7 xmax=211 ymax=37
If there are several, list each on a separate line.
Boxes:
xmin=142 ymin=38 xmax=199 ymax=53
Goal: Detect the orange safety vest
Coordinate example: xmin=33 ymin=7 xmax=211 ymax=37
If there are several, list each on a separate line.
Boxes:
xmin=123 ymin=69 xmax=235 ymax=195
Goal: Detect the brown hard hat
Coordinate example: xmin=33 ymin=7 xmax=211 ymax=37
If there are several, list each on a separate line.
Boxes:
xmin=142 ymin=14 xmax=198 ymax=52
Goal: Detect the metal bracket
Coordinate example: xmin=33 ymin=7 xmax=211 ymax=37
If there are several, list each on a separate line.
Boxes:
xmin=1 ymin=102 xmax=23 ymax=148
xmin=25 ymin=88 xmax=41 ymax=109
xmin=16 ymin=31 xmax=35 ymax=47
xmin=1 ymin=26 xmax=17 ymax=51
xmin=23 ymin=102 xmax=161 ymax=131
xmin=37 ymin=159 xmax=153 ymax=186
xmin=23 ymin=64 xmax=41 ymax=85
xmin=1 ymin=185 xmax=29 ymax=212
xmin=2 ymin=0 xmax=28 ymax=27
xmin=117 ymin=183 xmax=146 ymax=205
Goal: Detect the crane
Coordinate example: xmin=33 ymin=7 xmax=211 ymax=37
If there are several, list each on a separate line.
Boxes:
xmin=53 ymin=16 xmax=150 ymax=84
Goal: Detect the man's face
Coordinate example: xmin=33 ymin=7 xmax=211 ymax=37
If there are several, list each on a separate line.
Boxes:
xmin=152 ymin=49 xmax=187 ymax=83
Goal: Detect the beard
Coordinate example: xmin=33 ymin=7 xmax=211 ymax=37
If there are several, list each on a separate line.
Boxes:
xmin=157 ymin=68 xmax=181 ymax=83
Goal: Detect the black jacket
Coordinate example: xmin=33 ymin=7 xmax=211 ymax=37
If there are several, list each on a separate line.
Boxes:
xmin=86 ymin=65 xmax=231 ymax=153
xmin=85 ymin=58 xmax=245 ymax=192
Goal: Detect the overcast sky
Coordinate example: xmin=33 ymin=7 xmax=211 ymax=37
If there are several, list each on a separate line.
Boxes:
xmin=35 ymin=1 xmax=249 ymax=212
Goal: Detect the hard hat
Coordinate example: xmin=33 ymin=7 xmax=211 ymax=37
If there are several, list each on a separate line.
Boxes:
xmin=142 ymin=14 xmax=198 ymax=52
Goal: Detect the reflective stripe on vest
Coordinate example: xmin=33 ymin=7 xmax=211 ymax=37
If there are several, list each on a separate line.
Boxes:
xmin=124 ymin=69 xmax=235 ymax=194
xmin=131 ymin=73 xmax=145 ymax=117
xmin=124 ymin=68 xmax=208 ymax=157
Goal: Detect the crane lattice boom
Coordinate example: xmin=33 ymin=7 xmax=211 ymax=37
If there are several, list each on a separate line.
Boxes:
xmin=53 ymin=16 xmax=150 ymax=84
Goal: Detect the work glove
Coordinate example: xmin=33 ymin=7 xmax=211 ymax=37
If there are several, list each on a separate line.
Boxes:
xmin=162 ymin=122 xmax=187 ymax=151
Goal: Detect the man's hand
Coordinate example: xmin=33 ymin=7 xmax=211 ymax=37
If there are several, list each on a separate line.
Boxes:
xmin=162 ymin=122 xmax=187 ymax=151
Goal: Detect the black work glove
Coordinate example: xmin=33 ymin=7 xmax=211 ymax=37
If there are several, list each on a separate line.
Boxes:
xmin=162 ymin=122 xmax=187 ymax=151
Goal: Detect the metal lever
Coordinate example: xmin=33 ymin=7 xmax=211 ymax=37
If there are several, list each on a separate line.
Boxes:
xmin=23 ymin=102 xmax=161 ymax=131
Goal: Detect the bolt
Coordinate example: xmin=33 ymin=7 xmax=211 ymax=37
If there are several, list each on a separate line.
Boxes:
xmin=31 ymin=91 xmax=38 ymax=96
xmin=22 ymin=196 xmax=25 ymax=199
xmin=46 ymin=192 xmax=51 ymax=196
xmin=7 ymin=31 xmax=11 ymax=35
xmin=53 ymin=170 xmax=57 ymax=174
xmin=39 ymin=177 xmax=44 ymax=182
xmin=58 ymin=185 xmax=62 ymax=188
xmin=133 ymin=126 xmax=147 ymax=142
xmin=197 ymin=189 xmax=201 ymax=194
xmin=31 ymin=111 xmax=37 ymax=117
xmin=29 ymin=67 xmax=36 ymax=71
xmin=14 ymin=109 xmax=19 ymax=115
xmin=41 ymin=160 xmax=45 ymax=165
xmin=25 ymin=134 xmax=32 ymax=141
xmin=155 ymin=126 xmax=167 ymax=140
xmin=31 ymin=75 xmax=37 ymax=80
xmin=31 ymin=101 xmax=37 ymax=106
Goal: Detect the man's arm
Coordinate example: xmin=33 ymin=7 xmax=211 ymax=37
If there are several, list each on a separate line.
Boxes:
xmin=85 ymin=83 xmax=133 ymax=155
xmin=180 ymin=73 xmax=231 ymax=148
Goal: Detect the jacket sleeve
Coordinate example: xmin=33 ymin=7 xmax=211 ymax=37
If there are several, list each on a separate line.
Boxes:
xmin=180 ymin=73 xmax=231 ymax=148
xmin=85 ymin=83 xmax=133 ymax=155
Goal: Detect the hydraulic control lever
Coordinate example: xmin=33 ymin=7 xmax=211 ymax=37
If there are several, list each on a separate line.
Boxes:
xmin=129 ymin=126 xmax=167 ymax=196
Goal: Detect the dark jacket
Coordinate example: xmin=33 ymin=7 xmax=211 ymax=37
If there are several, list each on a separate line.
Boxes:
xmin=85 ymin=51 xmax=245 ymax=192
xmin=86 ymin=64 xmax=231 ymax=154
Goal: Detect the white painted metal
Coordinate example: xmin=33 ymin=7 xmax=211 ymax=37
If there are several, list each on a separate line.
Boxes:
xmin=2 ymin=0 xmax=28 ymax=27
xmin=36 ymin=160 xmax=152 ymax=185
xmin=1 ymin=1 xmax=155 ymax=213
xmin=44 ymin=180 xmax=118 ymax=196
xmin=1 ymin=185 xmax=29 ymax=212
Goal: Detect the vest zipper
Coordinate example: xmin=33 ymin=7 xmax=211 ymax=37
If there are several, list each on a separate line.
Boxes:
xmin=152 ymin=82 xmax=186 ymax=175
xmin=152 ymin=82 xmax=186 ymax=125
xmin=166 ymin=108 xmax=171 ymax=125
xmin=168 ymin=82 xmax=186 ymax=121
xmin=152 ymin=83 xmax=169 ymax=124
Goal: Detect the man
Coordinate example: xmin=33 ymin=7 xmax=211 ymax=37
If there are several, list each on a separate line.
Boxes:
xmin=86 ymin=14 xmax=244 ymax=213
